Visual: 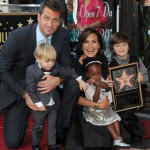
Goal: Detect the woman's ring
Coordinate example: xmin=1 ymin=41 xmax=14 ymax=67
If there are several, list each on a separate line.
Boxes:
xmin=44 ymin=87 xmax=46 ymax=90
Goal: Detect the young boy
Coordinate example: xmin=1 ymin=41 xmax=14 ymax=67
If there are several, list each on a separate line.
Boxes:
xmin=25 ymin=43 xmax=88 ymax=150
xmin=109 ymin=32 xmax=148 ymax=143
xmin=109 ymin=32 xmax=148 ymax=85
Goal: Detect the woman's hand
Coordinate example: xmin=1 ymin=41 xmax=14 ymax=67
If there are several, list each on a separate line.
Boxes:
xmin=99 ymin=96 xmax=110 ymax=110
xmin=106 ymin=75 xmax=114 ymax=87
xmin=137 ymin=72 xmax=143 ymax=82
xmin=78 ymin=79 xmax=89 ymax=92
xmin=37 ymin=75 xmax=60 ymax=94
xmin=83 ymin=24 xmax=90 ymax=29
xmin=77 ymin=22 xmax=84 ymax=31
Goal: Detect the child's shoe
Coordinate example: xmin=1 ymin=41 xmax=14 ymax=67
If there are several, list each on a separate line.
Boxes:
xmin=48 ymin=144 xmax=62 ymax=150
xmin=32 ymin=144 xmax=41 ymax=150
xmin=112 ymin=139 xmax=130 ymax=147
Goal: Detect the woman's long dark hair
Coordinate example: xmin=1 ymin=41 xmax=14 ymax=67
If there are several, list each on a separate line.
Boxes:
xmin=75 ymin=28 xmax=104 ymax=60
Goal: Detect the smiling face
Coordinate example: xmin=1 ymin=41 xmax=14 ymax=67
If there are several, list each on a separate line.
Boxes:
xmin=36 ymin=57 xmax=54 ymax=70
xmin=86 ymin=64 xmax=102 ymax=80
xmin=113 ymin=42 xmax=129 ymax=59
xmin=38 ymin=7 xmax=61 ymax=37
xmin=82 ymin=33 xmax=100 ymax=58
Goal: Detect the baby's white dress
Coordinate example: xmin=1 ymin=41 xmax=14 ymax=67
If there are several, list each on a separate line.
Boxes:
xmin=83 ymin=77 xmax=121 ymax=126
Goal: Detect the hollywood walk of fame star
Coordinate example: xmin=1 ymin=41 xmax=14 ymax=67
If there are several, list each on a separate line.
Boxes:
xmin=17 ymin=22 xmax=23 ymax=28
xmin=27 ymin=17 xmax=34 ymax=25
xmin=115 ymin=69 xmax=135 ymax=90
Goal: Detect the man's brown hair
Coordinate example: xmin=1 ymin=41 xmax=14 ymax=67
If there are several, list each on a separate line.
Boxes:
xmin=39 ymin=0 xmax=64 ymax=18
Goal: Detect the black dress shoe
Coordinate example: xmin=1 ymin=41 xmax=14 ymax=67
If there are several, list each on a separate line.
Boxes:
xmin=48 ymin=144 xmax=62 ymax=150
xmin=32 ymin=144 xmax=41 ymax=150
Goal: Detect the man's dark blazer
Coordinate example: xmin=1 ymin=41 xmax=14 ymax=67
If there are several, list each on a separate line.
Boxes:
xmin=0 ymin=23 xmax=70 ymax=111
xmin=26 ymin=61 xmax=79 ymax=105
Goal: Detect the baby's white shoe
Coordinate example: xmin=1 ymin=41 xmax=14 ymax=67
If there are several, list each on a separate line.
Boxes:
xmin=112 ymin=139 xmax=130 ymax=147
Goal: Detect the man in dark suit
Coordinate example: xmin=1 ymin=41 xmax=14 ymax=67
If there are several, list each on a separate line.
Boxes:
xmin=0 ymin=0 xmax=80 ymax=149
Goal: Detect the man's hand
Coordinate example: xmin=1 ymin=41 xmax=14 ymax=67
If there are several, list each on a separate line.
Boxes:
xmin=99 ymin=96 xmax=110 ymax=110
xmin=24 ymin=93 xmax=39 ymax=111
xmin=37 ymin=74 xmax=61 ymax=94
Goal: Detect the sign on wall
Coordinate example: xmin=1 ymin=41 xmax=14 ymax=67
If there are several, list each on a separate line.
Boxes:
xmin=145 ymin=0 xmax=150 ymax=5
xmin=0 ymin=14 xmax=37 ymax=51
xmin=145 ymin=0 xmax=150 ymax=3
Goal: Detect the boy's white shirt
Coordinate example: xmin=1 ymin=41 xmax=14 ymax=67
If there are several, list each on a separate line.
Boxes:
xmin=85 ymin=77 xmax=112 ymax=104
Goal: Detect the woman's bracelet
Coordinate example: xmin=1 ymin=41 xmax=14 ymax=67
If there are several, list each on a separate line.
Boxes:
xmin=94 ymin=102 xmax=100 ymax=110
xmin=23 ymin=90 xmax=28 ymax=99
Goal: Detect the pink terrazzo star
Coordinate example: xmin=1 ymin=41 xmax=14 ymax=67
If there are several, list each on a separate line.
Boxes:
xmin=115 ymin=69 xmax=134 ymax=90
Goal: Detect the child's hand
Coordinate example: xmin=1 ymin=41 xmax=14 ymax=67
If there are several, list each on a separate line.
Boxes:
xmin=87 ymin=79 xmax=95 ymax=84
xmin=38 ymin=105 xmax=47 ymax=111
xmin=78 ymin=79 xmax=89 ymax=92
xmin=94 ymin=79 xmax=102 ymax=87
xmin=87 ymin=78 xmax=101 ymax=87
xmin=137 ymin=72 xmax=143 ymax=82
xmin=106 ymin=75 xmax=114 ymax=87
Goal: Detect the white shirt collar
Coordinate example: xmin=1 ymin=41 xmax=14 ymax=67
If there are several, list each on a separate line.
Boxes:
xmin=38 ymin=62 xmax=42 ymax=69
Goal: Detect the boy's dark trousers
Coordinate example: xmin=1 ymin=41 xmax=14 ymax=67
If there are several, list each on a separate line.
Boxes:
xmin=32 ymin=104 xmax=58 ymax=145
